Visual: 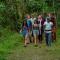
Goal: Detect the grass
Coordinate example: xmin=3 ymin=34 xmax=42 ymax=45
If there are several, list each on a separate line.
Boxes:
xmin=0 ymin=28 xmax=60 ymax=60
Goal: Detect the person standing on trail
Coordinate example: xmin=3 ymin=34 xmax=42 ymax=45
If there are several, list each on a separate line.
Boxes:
xmin=38 ymin=15 xmax=44 ymax=43
xmin=20 ymin=20 xmax=29 ymax=47
xmin=32 ymin=20 xmax=39 ymax=46
xmin=46 ymin=13 xmax=56 ymax=42
xmin=26 ymin=15 xmax=32 ymax=43
xmin=30 ymin=15 xmax=36 ymax=43
xmin=44 ymin=17 xmax=53 ymax=46
xmin=51 ymin=13 xmax=56 ymax=42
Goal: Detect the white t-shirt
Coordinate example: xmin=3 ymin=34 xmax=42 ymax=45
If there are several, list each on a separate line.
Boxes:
xmin=30 ymin=18 xmax=36 ymax=25
xmin=38 ymin=19 xmax=42 ymax=29
xmin=44 ymin=21 xmax=53 ymax=33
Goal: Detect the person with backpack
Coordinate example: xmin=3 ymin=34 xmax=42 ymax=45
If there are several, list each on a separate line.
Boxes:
xmin=51 ymin=13 xmax=56 ymax=42
xmin=26 ymin=15 xmax=32 ymax=43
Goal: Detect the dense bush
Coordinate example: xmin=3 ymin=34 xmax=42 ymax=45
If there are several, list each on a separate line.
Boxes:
xmin=0 ymin=1 xmax=20 ymax=31
xmin=0 ymin=0 xmax=60 ymax=31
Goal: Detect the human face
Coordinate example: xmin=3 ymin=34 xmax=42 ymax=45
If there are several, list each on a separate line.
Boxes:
xmin=27 ymin=15 xmax=30 ymax=19
xmin=48 ymin=13 xmax=51 ymax=17
xmin=38 ymin=15 xmax=42 ymax=19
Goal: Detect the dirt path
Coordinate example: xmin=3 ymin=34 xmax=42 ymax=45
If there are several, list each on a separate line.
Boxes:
xmin=6 ymin=43 xmax=60 ymax=60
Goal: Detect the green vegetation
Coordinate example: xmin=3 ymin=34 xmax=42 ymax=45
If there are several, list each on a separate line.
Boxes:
xmin=0 ymin=28 xmax=60 ymax=60
xmin=0 ymin=27 xmax=23 ymax=60
xmin=0 ymin=0 xmax=60 ymax=60
xmin=0 ymin=0 xmax=60 ymax=30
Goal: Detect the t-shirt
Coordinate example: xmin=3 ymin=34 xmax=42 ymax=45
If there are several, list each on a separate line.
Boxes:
xmin=33 ymin=23 xmax=39 ymax=30
xmin=30 ymin=18 xmax=36 ymax=25
xmin=44 ymin=21 xmax=53 ymax=33
xmin=38 ymin=19 xmax=42 ymax=29
xmin=27 ymin=19 xmax=32 ymax=28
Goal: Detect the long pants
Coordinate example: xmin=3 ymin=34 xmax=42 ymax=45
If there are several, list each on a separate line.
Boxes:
xmin=38 ymin=30 xmax=43 ymax=43
xmin=52 ymin=32 xmax=56 ymax=42
xmin=38 ymin=34 xmax=42 ymax=43
xmin=45 ymin=32 xmax=52 ymax=46
xmin=52 ymin=27 xmax=56 ymax=42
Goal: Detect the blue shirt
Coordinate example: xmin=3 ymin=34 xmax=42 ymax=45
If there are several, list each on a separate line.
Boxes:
xmin=27 ymin=19 xmax=32 ymax=28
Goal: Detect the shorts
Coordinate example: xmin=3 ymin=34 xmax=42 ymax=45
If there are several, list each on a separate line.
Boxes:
xmin=23 ymin=30 xmax=28 ymax=37
xmin=33 ymin=30 xmax=39 ymax=36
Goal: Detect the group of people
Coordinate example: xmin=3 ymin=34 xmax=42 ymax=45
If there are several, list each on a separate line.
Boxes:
xmin=20 ymin=13 xmax=56 ymax=47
